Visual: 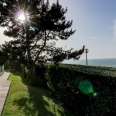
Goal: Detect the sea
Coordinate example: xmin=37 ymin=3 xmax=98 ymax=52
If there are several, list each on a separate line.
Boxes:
xmin=63 ymin=58 xmax=116 ymax=68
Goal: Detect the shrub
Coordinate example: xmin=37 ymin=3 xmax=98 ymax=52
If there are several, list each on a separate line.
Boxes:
xmin=44 ymin=64 xmax=116 ymax=115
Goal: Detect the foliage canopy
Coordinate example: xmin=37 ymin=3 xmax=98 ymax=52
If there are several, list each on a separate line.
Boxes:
xmin=0 ymin=0 xmax=85 ymax=84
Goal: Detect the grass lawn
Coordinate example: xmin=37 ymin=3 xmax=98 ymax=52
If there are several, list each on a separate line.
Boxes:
xmin=2 ymin=72 xmax=74 ymax=116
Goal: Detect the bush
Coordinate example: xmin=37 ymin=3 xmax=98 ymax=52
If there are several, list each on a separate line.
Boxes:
xmin=44 ymin=64 xmax=116 ymax=116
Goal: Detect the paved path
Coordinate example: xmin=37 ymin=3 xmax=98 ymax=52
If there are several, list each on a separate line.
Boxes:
xmin=0 ymin=72 xmax=11 ymax=116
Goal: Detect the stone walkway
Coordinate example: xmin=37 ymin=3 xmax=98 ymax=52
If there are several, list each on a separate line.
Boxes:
xmin=0 ymin=72 xmax=11 ymax=116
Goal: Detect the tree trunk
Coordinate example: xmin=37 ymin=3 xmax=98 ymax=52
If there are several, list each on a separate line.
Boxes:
xmin=26 ymin=32 xmax=37 ymax=85
xmin=27 ymin=63 xmax=37 ymax=86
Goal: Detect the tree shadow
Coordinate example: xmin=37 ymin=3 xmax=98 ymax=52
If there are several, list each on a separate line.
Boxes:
xmin=13 ymin=86 xmax=55 ymax=116
xmin=8 ymin=67 xmax=74 ymax=116
xmin=13 ymin=79 xmax=72 ymax=116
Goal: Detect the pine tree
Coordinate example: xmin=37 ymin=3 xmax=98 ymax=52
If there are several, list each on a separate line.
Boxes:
xmin=0 ymin=0 xmax=85 ymax=85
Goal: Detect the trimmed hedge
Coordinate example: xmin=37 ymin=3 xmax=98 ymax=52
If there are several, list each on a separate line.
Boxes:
xmin=35 ymin=64 xmax=116 ymax=116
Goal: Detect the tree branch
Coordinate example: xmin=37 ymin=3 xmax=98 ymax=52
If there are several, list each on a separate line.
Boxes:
xmin=34 ymin=30 xmax=50 ymax=63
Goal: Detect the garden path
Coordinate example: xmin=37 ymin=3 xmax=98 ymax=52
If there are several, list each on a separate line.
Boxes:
xmin=0 ymin=72 xmax=11 ymax=116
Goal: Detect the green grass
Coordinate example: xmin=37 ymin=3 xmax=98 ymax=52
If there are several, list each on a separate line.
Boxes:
xmin=2 ymin=72 xmax=74 ymax=116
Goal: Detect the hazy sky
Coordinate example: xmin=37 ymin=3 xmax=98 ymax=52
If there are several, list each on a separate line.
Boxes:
xmin=0 ymin=0 xmax=116 ymax=59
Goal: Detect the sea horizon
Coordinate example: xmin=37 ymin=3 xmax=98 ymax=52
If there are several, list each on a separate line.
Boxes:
xmin=63 ymin=58 xmax=116 ymax=68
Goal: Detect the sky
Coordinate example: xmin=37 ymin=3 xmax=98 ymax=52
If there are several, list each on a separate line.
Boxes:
xmin=51 ymin=0 xmax=116 ymax=59
xmin=0 ymin=0 xmax=116 ymax=60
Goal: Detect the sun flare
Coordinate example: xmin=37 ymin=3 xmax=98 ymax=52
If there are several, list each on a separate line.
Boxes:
xmin=16 ymin=11 xmax=26 ymax=22
xmin=18 ymin=14 xmax=25 ymax=21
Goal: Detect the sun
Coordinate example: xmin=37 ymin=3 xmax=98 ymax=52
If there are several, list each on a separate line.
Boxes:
xmin=18 ymin=14 xmax=25 ymax=21
xmin=16 ymin=11 xmax=26 ymax=22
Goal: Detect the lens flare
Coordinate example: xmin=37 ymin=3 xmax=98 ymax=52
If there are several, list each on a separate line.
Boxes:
xmin=30 ymin=26 xmax=35 ymax=31
xmin=75 ymin=79 xmax=97 ymax=97
xmin=3 ymin=0 xmax=8 ymax=2
xmin=93 ymin=92 xmax=97 ymax=97
xmin=78 ymin=80 xmax=94 ymax=94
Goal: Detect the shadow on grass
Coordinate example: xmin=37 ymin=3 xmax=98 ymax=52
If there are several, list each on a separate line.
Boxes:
xmin=13 ymin=87 xmax=56 ymax=116
xmin=12 ymin=73 xmax=73 ymax=116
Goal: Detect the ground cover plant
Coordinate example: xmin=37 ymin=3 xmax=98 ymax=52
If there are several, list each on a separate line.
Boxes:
xmin=2 ymin=72 xmax=74 ymax=116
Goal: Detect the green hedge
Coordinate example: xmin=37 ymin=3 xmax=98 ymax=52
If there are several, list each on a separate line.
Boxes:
xmin=35 ymin=64 xmax=116 ymax=115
